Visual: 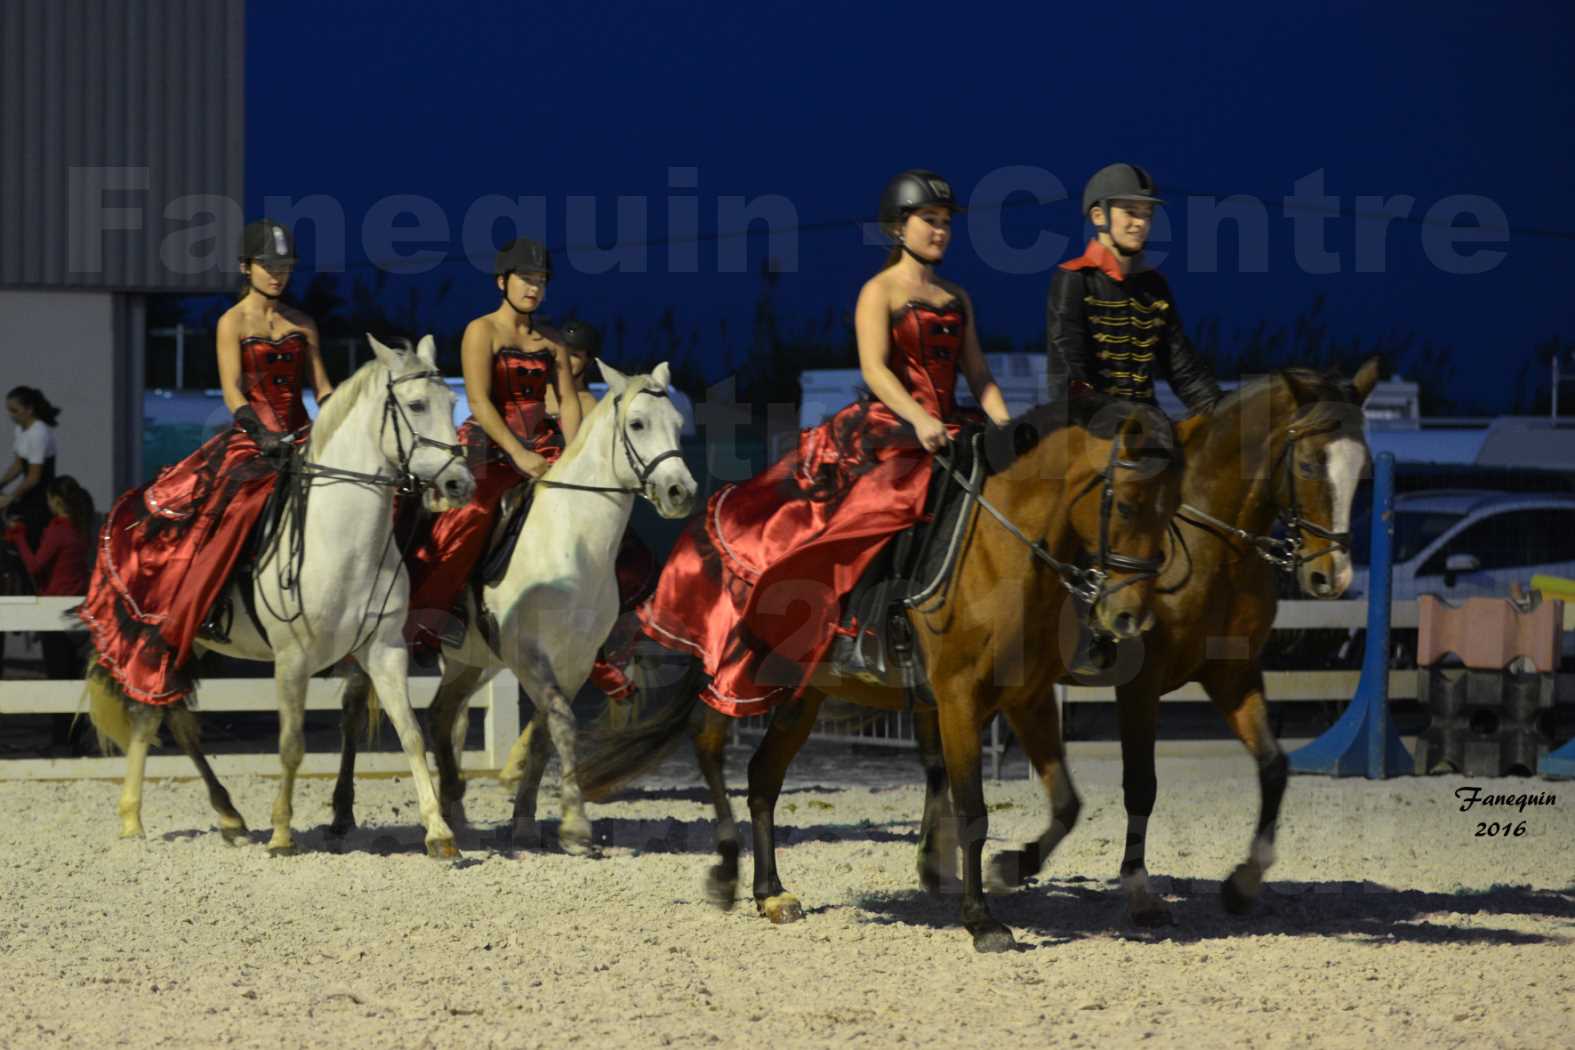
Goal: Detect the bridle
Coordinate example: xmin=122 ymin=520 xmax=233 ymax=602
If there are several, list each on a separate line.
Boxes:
xmin=288 ymin=368 xmax=467 ymax=495
xmin=933 ymin=430 xmax=1169 ymax=613
xmin=1176 ymin=418 xmax=1353 ymax=573
xmin=533 ymin=385 xmax=683 ymax=507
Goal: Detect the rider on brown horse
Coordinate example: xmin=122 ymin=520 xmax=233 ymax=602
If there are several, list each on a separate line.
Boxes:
xmin=1047 ymin=163 xmax=1221 ymax=417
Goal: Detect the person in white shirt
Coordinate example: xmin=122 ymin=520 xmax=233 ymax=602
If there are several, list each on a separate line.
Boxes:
xmin=1 ymin=386 xmax=61 ymax=548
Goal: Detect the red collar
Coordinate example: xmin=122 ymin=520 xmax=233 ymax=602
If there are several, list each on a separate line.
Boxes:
xmin=1059 ymin=239 xmax=1129 ymax=282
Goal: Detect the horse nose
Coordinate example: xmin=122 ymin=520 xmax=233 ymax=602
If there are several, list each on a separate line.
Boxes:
xmin=1112 ymin=611 xmax=1139 ymax=638
xmin=444 ymin=477 xmax=468 ymax=499
xmin=1309 ymin=570 xmax=1331 ymax=596
xmin=668 ymin=483 xmax=687 ymax=504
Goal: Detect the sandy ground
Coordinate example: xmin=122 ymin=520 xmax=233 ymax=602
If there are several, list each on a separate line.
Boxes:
xmin=1 ymin=743 xmax=1571 ymax=1050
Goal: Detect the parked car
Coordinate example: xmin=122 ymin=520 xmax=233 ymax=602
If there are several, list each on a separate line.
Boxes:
xmin=1346 ymin=490 xmax=1575 ymax=603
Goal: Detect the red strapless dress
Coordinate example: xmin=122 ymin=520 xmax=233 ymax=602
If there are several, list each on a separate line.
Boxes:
xmin=77 ymin=334 xmax=311 ymax=704
xmin=406 ymin=349 xmax=563 ymax=644
xmin=640 ymin=300 xmax=974 ymax=716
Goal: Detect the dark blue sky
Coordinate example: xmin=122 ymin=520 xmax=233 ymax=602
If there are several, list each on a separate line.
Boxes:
xmin=246 ymin=1 xmax=1575 ymax=411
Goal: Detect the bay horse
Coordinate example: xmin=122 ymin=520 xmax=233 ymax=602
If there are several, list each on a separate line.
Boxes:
xmin=915 ymin=359 xmax=1380 ymax=923
xmin=328 ymin=361 xmax=697 ymax=855
xmin=85 ymin=336 xmax=476 ymax=856
xmin=573 ymin=401 xmax=1183 ymax=952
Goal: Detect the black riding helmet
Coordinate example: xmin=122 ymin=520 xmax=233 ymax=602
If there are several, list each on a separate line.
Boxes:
xmin=560 ymin=319 xmax=602 ymax=356
xmin=879 ymin=170 xmax=961 ymax=266
xmin=1083 ymin=164 xmax=1163 ymax=251
xmin=239 ymin=219 xmax=296 ymax=263
xmin=495 ymin=236 xmax=552 ymax=280
xmin=878 ymin=169 xmax=962 ymax=229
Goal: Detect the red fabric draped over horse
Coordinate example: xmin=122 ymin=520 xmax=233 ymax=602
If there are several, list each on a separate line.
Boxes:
xmin=78 ymin=331 xmax=318 ymax=705
xmin=641 ymin=298 xmax=991 ymax=716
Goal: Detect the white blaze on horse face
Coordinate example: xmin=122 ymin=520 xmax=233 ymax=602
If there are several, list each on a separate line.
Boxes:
xmin=1323 ymin=437 xmax=1366 ymax=595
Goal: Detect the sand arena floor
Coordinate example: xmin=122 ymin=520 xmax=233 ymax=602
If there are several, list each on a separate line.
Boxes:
xmin=1 ymin=743 xmax=1571 ymax=1050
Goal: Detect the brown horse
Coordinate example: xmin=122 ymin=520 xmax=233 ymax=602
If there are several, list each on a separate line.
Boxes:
xmin=913 ymin=359 xmax=1381 ymax=923
xmin=573 ymin=401 xmax=1183 ymax=952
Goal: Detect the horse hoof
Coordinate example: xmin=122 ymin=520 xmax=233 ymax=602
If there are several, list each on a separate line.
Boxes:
xmin=757 ymin=894 xmax=804 ymax=925
xmin=968 ymin=921 xmax=1017 ymax=954
xmin=427 ymin=838 xmax=460 ymax=861
xmin=509 ymin=824 xmax=542 ymax=851
xmin=267 ymin=844 xmax=298 ymax=858
xmin=986 ymin=851 xmax=1029 ymax=894
xmin=1221 ymin=868 xmax=1259 ymax=916
xmin=118 ymin=827 xmax=145 ymax=841
xmin=219 ymin=825 xmax=249 ymax=846
xmin=326 ymin=817 xmax=354 ymax=839
xmin=705 ymin=866 xmax=739 ymax=911
xmin=558 ymin=824 xmax=597 ymax=857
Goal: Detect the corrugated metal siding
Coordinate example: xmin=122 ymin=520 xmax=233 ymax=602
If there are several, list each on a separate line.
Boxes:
xmin=0 ymin=0 xmax=243 ymax=291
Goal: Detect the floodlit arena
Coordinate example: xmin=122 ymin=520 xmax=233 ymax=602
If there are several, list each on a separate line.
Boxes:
xmin=2 ymin=3 xmax=1573 ymax=1049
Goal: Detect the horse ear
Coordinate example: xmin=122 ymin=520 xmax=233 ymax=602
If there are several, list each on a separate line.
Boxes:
xmin=1351 ymin=355 xmax=1382 ymax=404
xmin=414 ymin=334 xmax=438 ymax=368
xmin=365 ymin=333 xmax=404 ymax=371
xmin=651 ymin=361 xmax=672 ymax=390
xmin=599 ymin=359 xmax=630 ymax=395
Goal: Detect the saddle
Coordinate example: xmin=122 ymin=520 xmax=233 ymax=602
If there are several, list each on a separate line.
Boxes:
xmin=827 ymin=429 xmax=986 ymax=689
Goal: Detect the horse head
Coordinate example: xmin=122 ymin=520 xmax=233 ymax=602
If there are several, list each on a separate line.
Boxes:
xmin=1067 ymin=402 xmax=1182 ymax=638
xmin=364 ymin=334 xmax=475 ymax=512
xmin=596 ymin=360 xmax=698 ymax=519
xmin=1271 ymin=356 xmax=1380 ymax=598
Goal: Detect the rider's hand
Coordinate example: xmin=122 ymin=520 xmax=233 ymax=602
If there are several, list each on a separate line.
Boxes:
xmin=913 ymin=414 xmax=951 ymax=453
xmin=511 ymin=449 xmax=550 ymax=479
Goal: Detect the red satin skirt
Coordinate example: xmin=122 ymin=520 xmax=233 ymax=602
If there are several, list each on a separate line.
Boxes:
xmin=640 ymin=397 xmax=956 ymax=717
xmin=77 ymin=428 xmax=285 ymax=705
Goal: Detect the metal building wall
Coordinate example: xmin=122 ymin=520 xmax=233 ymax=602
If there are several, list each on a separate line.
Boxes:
xmin=0 ymin=0 xmax=244 ymax=292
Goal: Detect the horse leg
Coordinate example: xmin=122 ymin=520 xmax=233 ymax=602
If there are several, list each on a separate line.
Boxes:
xmin=511 ymin=646 xmax=594 ymax=856
xmin=428 ymin=662 xmax=486 ymax=832
xmin=1199 ymin=663 xmax=1286 ymax=915
xmin=508 ymin=707 xmax=553 ymax=849
xmin=166 ymin=704 xmax=248 ymax=844
xmin=694 ymin=706 xmax=741 ymax=910
xmin=988 ymin=691 xmax=1082 ymax=895
xmin=267 ymin=659 xmax=312 ymax=856
xmin=912 ymin=704 xmax=961 ymax=896
xmin=937 ymin=692 xmax=1015 ymax=953
xmin=329 ymin=662 xmax=373 ymax=839
xmin=1114 ymin=682 xmax=1171 ymax=925
xmin=359 ymin=641 xmax=459 ymax=859
xmin=747 ymin=695 xmax=820 ymax=924
xmin=117 ymin=703 xmax=163 ymax=840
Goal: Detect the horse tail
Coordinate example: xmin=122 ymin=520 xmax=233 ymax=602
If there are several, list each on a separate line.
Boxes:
xmin=83 ymin=654 xmax=134 ymax=755
xmin=576 ymin=654 xmax=704 ymax=803
xmin=340 ymin=661 xmax=383 ymax=747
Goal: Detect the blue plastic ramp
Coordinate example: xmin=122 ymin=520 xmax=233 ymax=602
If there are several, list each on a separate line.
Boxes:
xmin=1289 ymin=452 xmax=1415 ymax=778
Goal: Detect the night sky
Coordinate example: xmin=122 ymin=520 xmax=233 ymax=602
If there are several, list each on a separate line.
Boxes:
xmin=244 ymin=1 xmax=1575 ymax=412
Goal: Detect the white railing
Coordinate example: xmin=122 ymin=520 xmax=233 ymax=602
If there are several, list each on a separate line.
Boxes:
xmin=0 ymin=596 xmax=519 ymax=781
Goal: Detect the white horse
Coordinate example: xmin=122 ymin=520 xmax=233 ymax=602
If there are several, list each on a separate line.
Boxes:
xmin=330 ymin=360 xmax=697 ymax=854
xmin=87 ymin=335 xmax=476 ymax=857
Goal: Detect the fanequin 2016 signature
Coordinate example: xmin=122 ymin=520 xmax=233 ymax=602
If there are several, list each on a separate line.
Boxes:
xmin=1455 ymin=786 xmax=1558 ymax=838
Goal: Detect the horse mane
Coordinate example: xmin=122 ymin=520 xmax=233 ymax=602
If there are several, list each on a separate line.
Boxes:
xmin=984 ymin=397 xmax=1176 ymax=475
xmin=547 ymin=373 xmax=664 ymax=473
xmin=309 ymin=358 xmax=389 ymax=454
xmin=1217 ymin=368 xmax=1360 ymax=432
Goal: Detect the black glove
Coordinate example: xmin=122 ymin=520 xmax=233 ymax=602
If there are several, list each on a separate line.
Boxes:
xmin=234 ymin=404 xmax=292 ymax=458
